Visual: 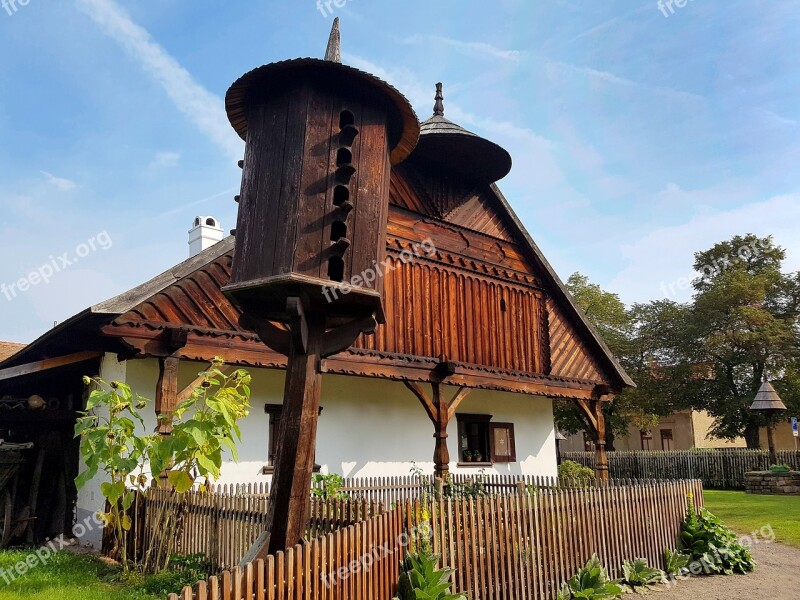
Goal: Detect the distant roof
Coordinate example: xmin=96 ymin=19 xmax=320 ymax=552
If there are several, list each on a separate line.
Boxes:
xmin=0 ymin=342 xmax=26 ymax=362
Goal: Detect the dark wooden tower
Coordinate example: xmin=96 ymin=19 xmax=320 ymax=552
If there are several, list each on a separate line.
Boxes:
xmin=224 ymin=20 xmax=419 ymax=560
xmin=223 ymin=20 xmax=419 ymax=325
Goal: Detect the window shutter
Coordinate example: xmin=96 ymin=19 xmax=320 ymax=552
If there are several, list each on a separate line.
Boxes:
xmin=489 ymin=423 xmax=516 ymax=463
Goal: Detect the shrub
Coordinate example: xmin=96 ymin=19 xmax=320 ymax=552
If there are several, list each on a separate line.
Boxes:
xmin=664 ymin=547 xmax=690 ymax=577
xmin=770 ymin=464 xmax=791 ymax=474
xmin=620 ymin=558 xmax=665 ymax=592
xmin=558 ymin=460 xmax=595 ymax=486
xmin=392 ymin=551 xmax=466 ymax=600
xmin=679 ymin=499 xmax=756 ymax=575
xmin=311 ymin=473 xmax=347 ymax=500
xmin=556 ymin=554 xmax=622 ymax=600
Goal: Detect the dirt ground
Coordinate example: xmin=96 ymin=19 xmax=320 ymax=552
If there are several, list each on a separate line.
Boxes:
xmin=659 ymin=541 xmax=800 ymax=599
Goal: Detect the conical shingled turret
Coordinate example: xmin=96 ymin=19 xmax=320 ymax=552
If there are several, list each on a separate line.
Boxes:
xmin=413 ymin=83 xmax=512 ymax=183
xmin=750 ymin=380 xmax=788 ymax=413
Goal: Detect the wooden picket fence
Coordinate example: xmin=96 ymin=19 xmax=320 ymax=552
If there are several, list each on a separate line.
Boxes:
xmin=166 ymin=479 xmax=703 ymax=600
xmin=123 ymin=486 xmax=385 ymax=570
xmin=168 ymin=501 xmax=407 ymax=600
xmin=428 ymin=479 xmax=703 ymax=600
xmin=563 ymin=449 xmax=800 ymax=489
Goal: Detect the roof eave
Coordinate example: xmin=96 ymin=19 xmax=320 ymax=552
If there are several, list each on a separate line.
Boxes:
xmin=0 ymin=238 xmax=236 ymax=369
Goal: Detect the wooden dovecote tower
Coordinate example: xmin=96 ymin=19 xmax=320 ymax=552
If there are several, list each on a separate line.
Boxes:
xmin=223 ymin=20 xmax=420 ymax=560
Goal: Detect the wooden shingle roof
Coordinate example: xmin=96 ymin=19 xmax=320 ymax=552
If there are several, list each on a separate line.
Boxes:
xmin=0 ymin=342 xmax=25 ymax=362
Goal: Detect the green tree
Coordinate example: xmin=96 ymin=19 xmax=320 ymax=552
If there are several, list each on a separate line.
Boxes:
xmin=557 ymin=274 xmax=663 ymax=449
xmin=688 ymin=234 xmax=799 ymax=446
xmin=558 ymin=234 xmax=800 ymax=451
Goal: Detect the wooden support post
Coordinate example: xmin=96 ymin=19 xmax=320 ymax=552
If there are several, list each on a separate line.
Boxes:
xmin=243 ymin=301 xmax=326 ymax=563
xmin=154 ymin=357 xmax=180 ymax=437
xmin=404 ymin=381 xmax=471 ymax=479
xmin=574 ymin=386 xmax=612 ymax=482
xmin=154 ymin=356 xmax=180 ymax=487
xmin=431 ymin=384 xmax=450 ymax=479
xmin=593 ymin=401 xmax=609 ymax=483
xmin=766 ymin=418 xmax=778 ymax=466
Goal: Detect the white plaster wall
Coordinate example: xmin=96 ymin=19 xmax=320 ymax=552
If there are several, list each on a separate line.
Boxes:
xmin=77 ymin=356 xmax=558 ymax=526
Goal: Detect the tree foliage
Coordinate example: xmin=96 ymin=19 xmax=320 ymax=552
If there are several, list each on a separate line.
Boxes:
xmin=557 ymin=234 xmax=800 ymax=449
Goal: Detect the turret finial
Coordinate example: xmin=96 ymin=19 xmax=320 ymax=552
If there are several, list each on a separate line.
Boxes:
xmin=434 ymin=82 xmax=444 ymax=117
xmin=325 ymin=18 xmax=342 ymax=63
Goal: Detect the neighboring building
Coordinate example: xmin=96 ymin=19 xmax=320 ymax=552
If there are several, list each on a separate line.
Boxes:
xmin=563 ymin=409 xmax=797 ymax=452
xmin=0 ymin=44 xmax=633 ymax=547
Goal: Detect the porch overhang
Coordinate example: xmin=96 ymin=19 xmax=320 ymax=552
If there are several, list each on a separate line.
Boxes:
xmin=101 ymin=319 xmax=616 ymax=401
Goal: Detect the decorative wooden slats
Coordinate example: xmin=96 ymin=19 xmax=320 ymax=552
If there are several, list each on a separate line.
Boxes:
xmin=353 ymin=254 xmax=547 ymax=372
xmin=166 ymin=479 xmax=702 ymax=600
xmin=546 ymin=298 xmax=607 ymax=382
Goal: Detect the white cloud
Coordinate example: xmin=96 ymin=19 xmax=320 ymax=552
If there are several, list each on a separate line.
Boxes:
xmin=76 ymin=0 xmax=243 ymax=161
xmin=40 ymin=171 xmax=77 ymax=191
xmin=752 ymin=108 xmax=798 ymax=129
xmin=149 ymin=151 xmax=181 ymax=169
xmin=400 ymin=34 xmax=523 ymax=63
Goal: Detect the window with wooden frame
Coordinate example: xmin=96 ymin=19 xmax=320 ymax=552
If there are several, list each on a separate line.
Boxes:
xmin=640 ymin=430 xmax=653 ymax=451
xmin=660 ymin=429 xmax=674 ymax=451
xmin=263 ymin=404 xmax=323 ymax=474
xmin=456 ymin=414 xmax=516 ymax=464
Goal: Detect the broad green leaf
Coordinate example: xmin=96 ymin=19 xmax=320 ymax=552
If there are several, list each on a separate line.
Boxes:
xmin=168 ymin=470 xmax=194 ymax=493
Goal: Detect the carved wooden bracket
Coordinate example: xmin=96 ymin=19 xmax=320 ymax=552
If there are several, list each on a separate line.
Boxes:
xmin=241 ymin=297 xmax=377 ymax=360
xmin=162 ymin=326 xmax=189 ymax=355
xmin=573 ymin=384 xmax=613 ymax=482
xmin=403 ymin=380 xmax=471 ymax=478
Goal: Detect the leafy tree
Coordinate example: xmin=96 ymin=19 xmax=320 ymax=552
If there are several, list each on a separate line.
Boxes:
xmin=687 ymin=234 xmax=799 ymax=446
xmin=559 ymin=235 xmax=800 ymax=450
xmin=557 ymin=274 xmax=663 ymax=449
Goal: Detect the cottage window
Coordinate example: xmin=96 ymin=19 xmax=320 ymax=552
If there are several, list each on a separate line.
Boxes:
xmin=263 ymin=404 xmax=323 ymax=474
xmin=456 ymin=414 xmax=516 ymax=464
xmin=640 ymin=430 xmax=653 ymax=451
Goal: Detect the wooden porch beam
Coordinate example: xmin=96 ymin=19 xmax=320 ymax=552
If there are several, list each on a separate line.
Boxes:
xmin=0 ymin=351 xmax=102 ymax=382
xmin=446 ymin=386 xmax=471 ymax=422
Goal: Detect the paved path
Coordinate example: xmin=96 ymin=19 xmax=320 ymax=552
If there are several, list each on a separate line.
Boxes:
xmin=659 ymin=541 xmax=800 ymax=599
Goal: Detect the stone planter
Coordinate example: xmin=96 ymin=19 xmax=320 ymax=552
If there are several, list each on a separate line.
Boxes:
xmin=744 ymin=471 xmax=800 ymax=495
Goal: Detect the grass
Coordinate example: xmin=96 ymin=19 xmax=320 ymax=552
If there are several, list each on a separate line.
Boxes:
xmin=704 ymin=490 xmax=800 ymax=548
xmin=0 ymin=551 xmax=180 ymax=600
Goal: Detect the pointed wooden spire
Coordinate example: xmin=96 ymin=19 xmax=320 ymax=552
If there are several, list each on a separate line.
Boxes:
xmin=325 ymin=18 xmax=341 ymax=63
xmin=434 ymin=82 xmax=444 ymax=116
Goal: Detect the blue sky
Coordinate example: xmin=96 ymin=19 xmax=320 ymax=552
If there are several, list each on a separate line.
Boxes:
xmin=1 ymin=0 xmax=798 ymax=343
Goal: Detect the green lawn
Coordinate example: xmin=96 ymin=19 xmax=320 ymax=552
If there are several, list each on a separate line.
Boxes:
xmin=704 ymin=490 xmax=800 ymax=548
xmin=0 ymin=551 xmax=163 ymax=600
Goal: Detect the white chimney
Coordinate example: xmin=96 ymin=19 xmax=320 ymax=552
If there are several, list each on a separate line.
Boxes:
xmin=188 ymin=216 xmax=224 ymax=257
